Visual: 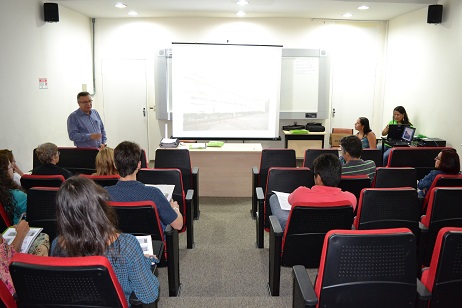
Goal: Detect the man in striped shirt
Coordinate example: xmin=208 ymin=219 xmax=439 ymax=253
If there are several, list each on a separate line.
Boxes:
xmin=340 ymin=135 xmax=376 ymax=180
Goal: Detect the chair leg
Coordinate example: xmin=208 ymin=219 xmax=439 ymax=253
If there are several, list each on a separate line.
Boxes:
xmin=165 ymin=227 xmax=181 ymax=296
xmin=268 ymin=216 xmax=283 ymax=296
xmin=256 ymin=198 xmax=265 ymax=248
xmin=186 ymin=190 xmax=195 ymax=249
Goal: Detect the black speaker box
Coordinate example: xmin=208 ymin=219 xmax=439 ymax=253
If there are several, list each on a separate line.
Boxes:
xmin=427 ymin=4 xmax=443 ymax=24
xmin=44 ymin=3 xmax=59 ymax=22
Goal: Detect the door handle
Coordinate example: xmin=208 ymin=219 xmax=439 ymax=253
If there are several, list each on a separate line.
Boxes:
xmin=143 ymin=108 xmax=146 ymax=117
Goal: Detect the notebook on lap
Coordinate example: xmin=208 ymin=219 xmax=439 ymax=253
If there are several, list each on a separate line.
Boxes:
xmin=387 ymin=126 xmax=416 ymax=146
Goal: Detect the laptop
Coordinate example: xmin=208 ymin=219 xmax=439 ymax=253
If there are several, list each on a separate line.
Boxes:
xmin=387 ymin=124 xmax=410 ymax=141
xmin=387 ymin=126 xmax=416 ymax=146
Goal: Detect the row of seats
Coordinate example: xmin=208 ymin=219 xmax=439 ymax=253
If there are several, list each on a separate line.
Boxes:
xmin=292 ymin=227 xmax=462 ymax=307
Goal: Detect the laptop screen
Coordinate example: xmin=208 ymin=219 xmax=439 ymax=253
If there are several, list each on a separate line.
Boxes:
xmin=387 ymin=124 xmax=410 ymax=140
xmin=401 ymin=126 xmax=416 ymax=142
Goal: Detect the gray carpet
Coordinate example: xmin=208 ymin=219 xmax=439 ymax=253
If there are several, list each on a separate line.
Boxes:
xmin=156 ymin=197 xmax=317 ymax=308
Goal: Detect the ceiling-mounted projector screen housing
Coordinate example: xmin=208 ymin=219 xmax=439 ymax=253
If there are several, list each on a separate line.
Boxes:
xmin=171 ymin=42 xmax=282 ymax=139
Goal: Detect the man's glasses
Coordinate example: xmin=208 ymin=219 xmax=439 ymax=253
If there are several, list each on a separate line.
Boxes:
xmin=79 ymin=100 xmax=93 ymax=105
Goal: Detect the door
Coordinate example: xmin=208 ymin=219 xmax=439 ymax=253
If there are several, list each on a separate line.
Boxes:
xmin=101 ymin=59 xmax=149 ymax=155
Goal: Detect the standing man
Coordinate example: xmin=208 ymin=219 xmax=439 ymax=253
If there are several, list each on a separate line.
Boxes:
xmin=67 ymin=91 xmax=107 ymax=148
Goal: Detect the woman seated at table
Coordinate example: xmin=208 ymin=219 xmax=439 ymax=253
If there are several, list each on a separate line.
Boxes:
xmin=51 ymin=176 xmax=159 ymax=306
xmin=418 ymin=149 xmax=460 ymax=197
xmin=354 ymin=117 xmax=377 ymax=149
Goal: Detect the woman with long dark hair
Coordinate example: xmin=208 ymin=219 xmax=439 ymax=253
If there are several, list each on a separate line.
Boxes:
xmin=354 ymin=117 xmax=377 ymax=148
xmin=0 ymin=154 xmax=26 ymax=224
xmin=380 ymin=106 xmax=413 ymax=165
xmin=51 ymin=176 xmax=159 ymax=306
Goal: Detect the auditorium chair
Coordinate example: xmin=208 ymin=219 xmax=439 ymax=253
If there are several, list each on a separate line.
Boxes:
xmin=268 ymin=200 xmax=354 ymax=296
xmin=137 ymin=168 xmax=195 ymax=249
xmin=20 ymin=174 xmax=65 ymax=192
xmin=33 ymin=146 xmax=99 ymax=175
xmin=361 ymin=148 xmax=382 ymax=167
xmin=420 ymin=227 xmax=462 ymax=308
xmin=0 ymin=279 xmax=16 ymax=308
xmin=419 ymin=187 xmax=462 ymax=268
xmin=421 ymin=173 xmax=462 ymax=213
xmin=337 ymin=175 xmax=371 ymax=206
xmin=354 ymin=188 xmax=420 ymax=237
xmin=79 ymin=174 xmax=120 ymax=187
xmin=108 ymin=200 xmax=180 ymax=296
xmin=0 ymin=202 xmax=11 ymax=232
xmin=155 ymin=148 xmax=200 ymax=220
xmin=386 ymin=146 xmax=454 ymax=180
xmin=9 ymin=254 xmax=145 ymax=308
xmin=255 ymin=167 xmax=313 ymax=249
xmin=251 ymin=149 xmax=297 ymax=219
xmin=292 ymin=228 xmax=431 ymax=307
xmin=372 ymin=167 xmax=417 ymax=189
xmin=26 ymin=187 xmax=59 ymax=242
xmin=302 ymin=149 xmax=338 ymax=170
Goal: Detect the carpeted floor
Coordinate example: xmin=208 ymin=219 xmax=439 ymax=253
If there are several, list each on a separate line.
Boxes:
xmin=156 ymin=197 xmax=317 ymax=308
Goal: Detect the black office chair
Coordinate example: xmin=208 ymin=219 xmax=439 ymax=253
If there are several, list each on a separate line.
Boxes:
xmin=372 ymin=167 xmax=417 ymax=189
xmin=292 ymin=228 xmax=431 ymax=307
xmin=337 ymin=175 xmax=371 ymax=205
xmin=361 ymin=148 xmax=382 ymax=167
xmin=20 ymin=174 xmax=65 ymax=192
xmin=251 ymin=149 xmax=297 ymax=219
xmin=79 ymin=174 xmax=120 ymax=187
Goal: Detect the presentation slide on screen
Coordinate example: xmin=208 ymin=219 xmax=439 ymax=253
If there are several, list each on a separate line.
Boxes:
xmin=172 ymin=43 xmax=282 ymax=139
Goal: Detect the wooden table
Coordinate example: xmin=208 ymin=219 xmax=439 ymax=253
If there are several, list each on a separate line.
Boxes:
xmin=283 ymin=131 xmax=326 ymax=159
xmin=186 ymin=143 xmax=262 ymax=197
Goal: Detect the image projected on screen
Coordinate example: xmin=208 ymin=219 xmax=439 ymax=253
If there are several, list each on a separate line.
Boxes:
xmin=172 ymin=43 xmax=282 ymax=139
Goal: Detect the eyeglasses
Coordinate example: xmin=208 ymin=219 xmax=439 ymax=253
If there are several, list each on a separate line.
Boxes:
xmin=79 ymin=100 xmax=93 ymax=104
xmin=435 ymin=156 xmax=441 ymax=161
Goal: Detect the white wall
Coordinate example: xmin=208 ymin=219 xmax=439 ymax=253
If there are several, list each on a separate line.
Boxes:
xmin=385 ymin=0 xmax=462 ymax=149
xmin=0 ymin=0 xmax=93 ymax=171
xmin=94 ymin=18 xmax=387 ymax=157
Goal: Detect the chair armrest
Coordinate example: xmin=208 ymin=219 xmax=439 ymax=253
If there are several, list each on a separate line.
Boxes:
xmin=292 ymin=265 xmax=318 ymax=308
xmin=164 ymin=225 xmax=181 ymax=296
xmin=191 ymin=167 xmax=200 ymax=220
xmin=251 ymin=166 xmax=260 ymax=219
xmin=269 ymin=215 xmax=284 ymax=296
xmin=256 ymin=186 xmax=265 ymax=248
xmin=416 ymin=278 xmax=432 ymax=307
xmin=185 ymin=189 xmax=194 ymax=249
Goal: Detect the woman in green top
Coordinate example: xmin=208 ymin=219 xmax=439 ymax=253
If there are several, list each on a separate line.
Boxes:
xmin=381 ymin=106 xmax=412 ymax=166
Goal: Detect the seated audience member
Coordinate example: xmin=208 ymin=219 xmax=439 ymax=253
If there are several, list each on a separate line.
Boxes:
xmin=92 ymin=147 xmax=118 ymax=176
xmin=51 ymin=176 xmax=158 ymax=306
xmin=105 ymin=141 xmax=183 ymax=231
xmin=340 ymin=135 xmax=376 ymax=180
xmin=418 ymin=149 xmax=460 ymax=197
xmin=32 ymin=142 xmax=73 ymax=179
xmin=354 ymin=117 xmax=377 ymax=149
xmin=0 ymin=149 xmax=24 ymax=186
xmin=269 ymin=153 xmax=356 ymax=230
xmin=0 ymin=154 xmax=27 ymax=224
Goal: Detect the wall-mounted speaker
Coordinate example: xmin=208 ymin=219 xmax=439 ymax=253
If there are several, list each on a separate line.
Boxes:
xmin=427 ymin=4 xmax=443 ymax=24
xmin=44 ymin=3 xmax=59 ymax=22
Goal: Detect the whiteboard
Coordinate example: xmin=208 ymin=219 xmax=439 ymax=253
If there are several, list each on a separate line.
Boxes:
xmin=279 ymin=49 xmax=330 ymax=120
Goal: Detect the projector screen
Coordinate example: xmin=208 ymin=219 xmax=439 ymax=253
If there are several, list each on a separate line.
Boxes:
xmin=171 ymin=43 xmax=282 ymax=139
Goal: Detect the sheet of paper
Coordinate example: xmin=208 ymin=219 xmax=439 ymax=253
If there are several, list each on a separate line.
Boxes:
xmin=2 ymin=227 xmax=43 ymax=253
xmin=136 ymin=235 xmax=153 ymax=255
xmin=273 ymin=191 xmax=291 ymax=211
xmin=146 ymin=184 xmax=174 ymax=201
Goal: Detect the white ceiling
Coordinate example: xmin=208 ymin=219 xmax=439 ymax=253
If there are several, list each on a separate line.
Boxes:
xmin=54 ymin=0 xmax=435 ymax=21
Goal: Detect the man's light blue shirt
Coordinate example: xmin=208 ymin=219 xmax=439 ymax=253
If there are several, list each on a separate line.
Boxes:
xmin=67 ymin=108 xmax=107 ymax=148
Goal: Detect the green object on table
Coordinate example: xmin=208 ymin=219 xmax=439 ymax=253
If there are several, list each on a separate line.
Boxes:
xmin=207 ymin=141 xmax=225 ymax=147
xmin=290 ymin=129 xmax=309 ymax=134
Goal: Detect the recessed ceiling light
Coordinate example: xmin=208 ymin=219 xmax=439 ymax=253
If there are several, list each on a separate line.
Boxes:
xmin=128 ymin=11 xmax=138 ymax=16
xmin=114 ymin=3 xmax=127 ymax=9
xmin=343 ymin=13 xmax=353 ymax=18
xmin=236 ymin=11 xmax=246 ymax=17
xmin=236 ymin=0 xmax=249 ymax=5
xmin=358 ymin=5 xmax=369 ymax=10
